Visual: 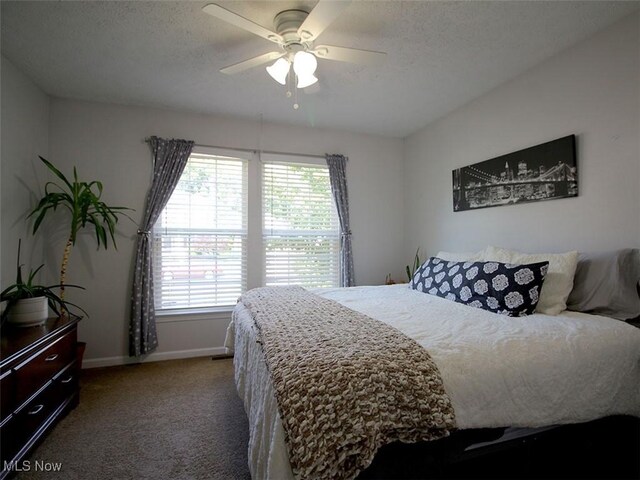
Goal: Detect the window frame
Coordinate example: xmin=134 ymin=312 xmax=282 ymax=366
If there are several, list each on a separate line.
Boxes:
xmin=154 ymin=148 xmax=341 ymax=320
xmin=261 ymin=153 xmax=341 ymax=289
xmin=152 ymin=146 xmax=252 ymax=316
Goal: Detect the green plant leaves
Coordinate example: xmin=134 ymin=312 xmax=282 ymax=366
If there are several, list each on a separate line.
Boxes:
xmin=39 ymin=156 xmax=73 ymax=190
xmin=0 ymin=239 xmax=88 ymax=319
xmin=405 ymin=247 xmax=421 ymax=281
xmin=28 ymin=157 xmax=132 ymax=250
xmin=21 ymin=156 xmax=134 ymax=311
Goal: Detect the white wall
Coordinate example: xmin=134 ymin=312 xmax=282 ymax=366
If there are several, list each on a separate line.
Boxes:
xmin=404 ymin=14 xmax=640 ymax=258
xmin=1 ymin=56 xmax=50 ymax=289
xmin=45 ymin=99 xmax=404 ymax=366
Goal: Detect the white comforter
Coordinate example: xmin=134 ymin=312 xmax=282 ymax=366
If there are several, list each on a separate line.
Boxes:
xmin=225 ymin=285 xmax=640 ymax=480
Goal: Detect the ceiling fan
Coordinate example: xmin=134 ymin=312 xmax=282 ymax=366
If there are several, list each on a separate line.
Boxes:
xmin=202 ymin=0 xmax=386 ymax=103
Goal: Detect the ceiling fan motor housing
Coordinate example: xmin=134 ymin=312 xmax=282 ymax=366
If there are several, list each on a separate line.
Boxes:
xmin=274 ymin=9 xmax=311 ymax=54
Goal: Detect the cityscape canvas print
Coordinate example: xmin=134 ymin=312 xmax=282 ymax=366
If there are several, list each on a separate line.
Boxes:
xmin=453 ymin=135 xmax=577 ymax=212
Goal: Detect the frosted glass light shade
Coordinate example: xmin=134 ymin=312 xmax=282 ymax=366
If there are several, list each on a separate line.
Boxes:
xmin=266 ymin=58 xmax=290 ymax=85
xmin=296 ymin=74 xmax=318 ymax=89
xmin=293 ymin=51 xmax=318 ymax=89
xmin=293 ymin=51 xmax=318 ymax=77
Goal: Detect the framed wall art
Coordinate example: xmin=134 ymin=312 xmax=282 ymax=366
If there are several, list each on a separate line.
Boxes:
xmin=453 ymin=135 xmax=577 ymax=212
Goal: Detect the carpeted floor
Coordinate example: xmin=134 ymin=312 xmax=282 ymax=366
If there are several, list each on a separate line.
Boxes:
xmin=17 ymin=357 xmax=251 ymax=480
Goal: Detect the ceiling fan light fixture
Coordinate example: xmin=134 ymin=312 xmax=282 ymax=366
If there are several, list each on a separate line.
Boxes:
xmin=203 ymin=2 xmax=387 ymax=107
xmin=266 ymin=57 xmax=290 ymax=85
xmin=293 ymin=51 xmax=318 ymax=77
xmin=296 ymin=74 xmax=318 ymax=89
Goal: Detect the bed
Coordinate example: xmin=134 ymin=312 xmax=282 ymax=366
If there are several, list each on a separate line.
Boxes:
xmin=225 ymin=250 xmax=640 ymax=480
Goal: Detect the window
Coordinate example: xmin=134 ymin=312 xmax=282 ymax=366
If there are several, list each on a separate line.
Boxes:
xmin=153 ymin=150 xmax=248 ymax=310
xmin=152 ymin=149 xmax=341 ymax=314
xmin=263 ymin=160 xmax=340 ymax=288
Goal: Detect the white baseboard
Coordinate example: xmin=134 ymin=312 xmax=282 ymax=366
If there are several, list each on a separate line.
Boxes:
xmin=82 ymin=346 xmax=230 ymax=369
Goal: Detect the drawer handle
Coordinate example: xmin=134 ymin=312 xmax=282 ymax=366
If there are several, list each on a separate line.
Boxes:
xmin=44 ymin=353 xmax=59 ymax=362
xmin=28 ymin=404 xmax=44 ymax=415
xmin=60 ymin=375 xmax=74 ymax=384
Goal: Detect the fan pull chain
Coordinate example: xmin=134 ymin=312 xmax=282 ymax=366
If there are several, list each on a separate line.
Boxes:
xmin=283 ymin=61 xmax=300 ymax=110
xmin=286 ymin=66 xmax=292 ymax=99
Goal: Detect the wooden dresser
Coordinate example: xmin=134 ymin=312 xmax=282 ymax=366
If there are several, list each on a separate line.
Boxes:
xmin=0 ymin=316 xmax=80 ymax=478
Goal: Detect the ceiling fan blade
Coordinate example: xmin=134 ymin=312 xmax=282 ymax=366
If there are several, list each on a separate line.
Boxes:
xmin=297 ymin=0 xmax=351 ymax=42
xmin=203 ymin=4 xmax=283 ymax=44
xmin=312 ymin=45 xmax=387 ymax=66
xmin=220 ymin=51 xmax=284 ymax=75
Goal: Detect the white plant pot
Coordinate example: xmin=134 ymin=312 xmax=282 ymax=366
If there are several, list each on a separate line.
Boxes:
xmin=7 ymin=297 xmax=49 ymax=327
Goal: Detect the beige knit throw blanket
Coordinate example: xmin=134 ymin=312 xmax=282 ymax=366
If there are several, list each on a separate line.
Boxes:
xmin=239 ymin=286 xmax=456 ymax=480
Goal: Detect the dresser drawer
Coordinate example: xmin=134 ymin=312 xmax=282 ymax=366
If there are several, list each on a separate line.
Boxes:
xmin=14 ymin=330 xmax=76 ymax=408
xmin=13 ymin=362 xmax=76 ymax=449
xmin=0 ymin=370 xmax=14 ymax=420
xmin=0 ymin=414 xmax=18 ymax=464
xmin=52 ymin=363 xmax=78 ymax=400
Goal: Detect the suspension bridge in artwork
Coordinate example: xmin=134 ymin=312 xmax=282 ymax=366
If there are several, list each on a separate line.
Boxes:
xmin=453 ymin=161 xmax=577 ymax=211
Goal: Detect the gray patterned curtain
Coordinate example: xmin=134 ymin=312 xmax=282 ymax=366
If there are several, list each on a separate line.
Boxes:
xmin=325 ymin=154 xmax=355 ymax=287
xmin=129 ymin=136 xmax=194 ymax=356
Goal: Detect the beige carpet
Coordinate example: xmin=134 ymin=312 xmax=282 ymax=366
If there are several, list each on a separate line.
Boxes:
xmin=18 ymin=357 xmax=251 ymax=480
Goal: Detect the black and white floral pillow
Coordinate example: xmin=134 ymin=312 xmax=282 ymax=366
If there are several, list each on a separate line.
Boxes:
xmin=410 ymin=257 xmax=549 ymax=316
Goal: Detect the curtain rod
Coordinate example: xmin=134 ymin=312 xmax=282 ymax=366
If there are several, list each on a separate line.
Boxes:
xmin=194 ymin=143 xmax=255 ymax=154
xmin=260 ymin=149 xmax=326 ymax=160
xmin=194 ymin=143 xmax=326 ymax=160
xmin=145 ymin=138 xmax=337 ymax=160
xmin=144 ymin=138 xmax=251 ymax=155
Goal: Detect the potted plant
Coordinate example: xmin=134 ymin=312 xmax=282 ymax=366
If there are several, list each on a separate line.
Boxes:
xmin=1 ymin=240 xmax=86 ymax=327
xmin=406 ymin=248 xmax=421 ymax=282
xmin=28 ymin=156 xmax=132 ymax=299
xmin=27 ymin=157 xmax=131 ymax=366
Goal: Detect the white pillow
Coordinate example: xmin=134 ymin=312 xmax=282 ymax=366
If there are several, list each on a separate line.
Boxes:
xmin=436 ymin=250 xmax=485 ymax=262
xmin=483 ymin=245 xmax=578 ymax=315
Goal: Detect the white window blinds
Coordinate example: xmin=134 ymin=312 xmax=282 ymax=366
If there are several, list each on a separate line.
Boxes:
xmin=263 ymin=160 xmax=340 ymax=288
xmin=152 ymin=151 xmax=247 ymax=310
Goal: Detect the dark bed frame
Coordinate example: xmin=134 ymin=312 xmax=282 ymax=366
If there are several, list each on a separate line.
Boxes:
xmin=358 ymin=415 xmax=640 ymax=479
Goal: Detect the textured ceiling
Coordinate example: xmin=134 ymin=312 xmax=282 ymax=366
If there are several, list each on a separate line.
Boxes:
xmin=2 ymin=1 xmax=638 ymax=137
